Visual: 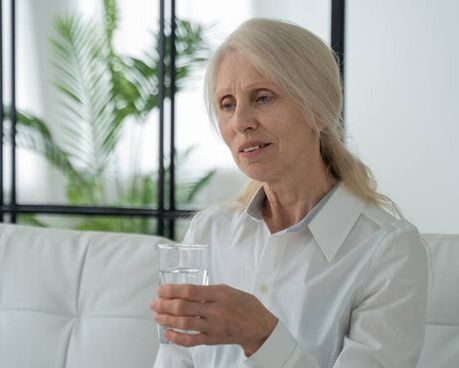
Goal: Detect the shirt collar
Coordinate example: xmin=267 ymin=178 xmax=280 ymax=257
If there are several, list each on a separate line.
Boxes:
xmin=245 ymin=183 xmax=366 ymax=262
xmin=308 ymin=184 xmax=366 ymax=262
xmin=245 ymin=186 xmax=266 ymax=220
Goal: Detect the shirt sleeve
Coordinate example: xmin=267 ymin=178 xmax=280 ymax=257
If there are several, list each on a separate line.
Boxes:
xmin=243 ymin=320 xmax=320 ymax=368
xmin=245 ymin=221 xmax=428 ymax=368
xmin=333 ymin=222 xmax=428 ymax=367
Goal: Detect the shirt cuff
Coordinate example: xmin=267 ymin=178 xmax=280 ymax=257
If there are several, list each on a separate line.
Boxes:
xmin=243 ymin=320 xmax=319 ymax=368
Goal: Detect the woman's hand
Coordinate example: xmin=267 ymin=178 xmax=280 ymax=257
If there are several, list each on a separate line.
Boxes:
xmin=151 ymin=284 xmax=278 ymax=357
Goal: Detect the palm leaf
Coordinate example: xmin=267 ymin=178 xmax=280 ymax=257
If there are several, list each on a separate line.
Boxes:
xmin=17 ymin=214 xmax=48 ymax=227
xmin=103 ymin=0 xmax=118 ymax=44
xmin=50 ymin=14 xmax=120 ymax=179
xmin=2 ymin=108 xmax=78 ymax=179
xmin=121 ymin=19 xmax=210 ymax=121
xmin=183 ymin=169 xmax=216 ymax=203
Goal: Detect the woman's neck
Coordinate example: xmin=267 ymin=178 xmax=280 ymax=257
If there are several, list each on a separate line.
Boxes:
xmin=262 ymin=172 xmax=337 ymax=234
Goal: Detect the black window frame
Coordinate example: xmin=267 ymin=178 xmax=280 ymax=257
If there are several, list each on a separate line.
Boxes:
xmin=0 ymin=0 xmax=345 ymax=239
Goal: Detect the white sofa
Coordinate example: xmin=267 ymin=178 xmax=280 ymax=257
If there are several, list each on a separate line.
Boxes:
xmin=0 ymin=224 xmax=457 ymax=367
xmin=0 ymin=224 xmax=171 ymax=368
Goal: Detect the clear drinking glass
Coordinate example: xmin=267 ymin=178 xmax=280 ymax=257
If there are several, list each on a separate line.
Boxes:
xmin=157 ymin=243 xmax=210 ymax=343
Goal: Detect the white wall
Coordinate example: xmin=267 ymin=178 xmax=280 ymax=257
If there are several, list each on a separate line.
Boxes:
xmin=346 ymin=0 xmax=459 ymax=233
xmin=252 ymin=0 xmax=330 ymax=43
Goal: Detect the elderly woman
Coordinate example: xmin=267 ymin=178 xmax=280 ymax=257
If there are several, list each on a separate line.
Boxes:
xmin=151 ymin=18 xmax=428 ymax=367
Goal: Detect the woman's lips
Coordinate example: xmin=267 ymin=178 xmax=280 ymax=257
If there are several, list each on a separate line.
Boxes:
xmin=238 ymin=143 xmax=271 ymax=158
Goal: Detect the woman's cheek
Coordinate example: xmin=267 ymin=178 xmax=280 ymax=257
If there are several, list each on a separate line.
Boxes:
xmin=219 ymin=126 xmax=234 ymax=148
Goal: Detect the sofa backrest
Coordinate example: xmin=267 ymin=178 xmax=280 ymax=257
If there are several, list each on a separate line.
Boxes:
xmin=0 ymin=224 xmax=170 ymax=368
xmin=417 ymin=234 xmax=459 ymax=368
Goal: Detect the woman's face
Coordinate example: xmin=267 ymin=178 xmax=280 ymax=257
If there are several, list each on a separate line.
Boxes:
xmin=215 ymin=52 xmax=322 ymax=184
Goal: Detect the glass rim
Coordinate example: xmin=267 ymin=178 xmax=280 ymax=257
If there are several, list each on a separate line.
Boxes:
xmin=157 ymin=243 xmax=210 ymax=250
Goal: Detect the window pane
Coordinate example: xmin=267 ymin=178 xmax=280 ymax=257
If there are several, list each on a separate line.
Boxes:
xmin=17 ymin=214 xmax=159 ymax=235
xmin=172 ymin=0 xmax=251 ymax=209
xmin=16 ymin=214 xmax=197 ymax=241
xmin=174 ymin=217 xmax=193 ymax=242
xmin=13 ymin=0 xmax=161 ymax=209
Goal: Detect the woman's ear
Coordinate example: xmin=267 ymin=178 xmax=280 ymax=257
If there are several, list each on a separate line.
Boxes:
xmin=306 ymin=109 xmax=326 ymax=135
xmin=313 ymin=111 xmax=327 ymax=132
xmin=310 ymin=119 xmax=324 ymax=138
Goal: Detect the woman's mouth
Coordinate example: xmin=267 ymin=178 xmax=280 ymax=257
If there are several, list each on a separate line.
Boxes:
xmin=238 ymin=143 xmax=271 ymax=157
xmin=241 ymin=144 xmax=268 ymax=152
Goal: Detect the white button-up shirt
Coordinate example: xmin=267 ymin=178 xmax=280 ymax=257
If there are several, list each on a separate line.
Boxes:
xmin=153 ymin=184 xmax=428 ymax=367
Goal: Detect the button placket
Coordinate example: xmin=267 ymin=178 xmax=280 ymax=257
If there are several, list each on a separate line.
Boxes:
xmin=252 ymin=236 xmax=282 ymax=302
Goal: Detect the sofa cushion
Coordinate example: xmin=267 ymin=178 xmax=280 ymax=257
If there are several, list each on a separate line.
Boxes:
xmin=0 ymin=224 xmax=171 ymax=368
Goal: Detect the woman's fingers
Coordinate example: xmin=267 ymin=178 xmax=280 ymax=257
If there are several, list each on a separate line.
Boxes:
xmin=155 ymin=313 xmax=209 ymax=333
xmin=152 ymin=283 xmax=278 ymax=353
xmin=157 ymin=283 xmax=220 ymax=302
xmin=151 ymin=297 xmax=208 ymax=317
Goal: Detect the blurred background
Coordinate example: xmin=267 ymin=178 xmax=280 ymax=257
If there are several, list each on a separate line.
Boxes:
xmin=1 ymin=0 xmax=458 ymax=239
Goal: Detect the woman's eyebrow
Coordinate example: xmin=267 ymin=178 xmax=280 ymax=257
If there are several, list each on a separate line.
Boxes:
xmin=244 ymin=82 xmax=278 ymax=91
xmin=216 ymin=83 xmax=278 ymax=98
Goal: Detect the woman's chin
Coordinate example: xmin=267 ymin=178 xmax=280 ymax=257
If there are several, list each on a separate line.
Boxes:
xmin=239 ymin=166 xmax=274 ymax=183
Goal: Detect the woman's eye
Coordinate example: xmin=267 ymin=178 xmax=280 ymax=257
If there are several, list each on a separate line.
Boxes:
xmin=256 ymin=95 xmax=272 ymax=104
xmin=221 ymin=102 xmax=234 ymax=111
xmin=220 ymin=99 xmax=235 ymax=111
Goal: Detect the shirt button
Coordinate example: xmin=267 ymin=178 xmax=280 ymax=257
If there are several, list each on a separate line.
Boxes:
xmin=259 ymin=283 xmax=269 ymax=294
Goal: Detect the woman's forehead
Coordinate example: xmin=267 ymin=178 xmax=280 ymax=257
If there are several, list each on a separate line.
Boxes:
xmin=214 ymin=53 xmax=274 ymax=95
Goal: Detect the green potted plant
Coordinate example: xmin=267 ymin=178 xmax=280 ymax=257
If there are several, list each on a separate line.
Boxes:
xmin=4 ymin=0 xmax=214 ymax=235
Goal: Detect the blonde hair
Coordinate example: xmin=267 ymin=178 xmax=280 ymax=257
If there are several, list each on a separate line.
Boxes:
xmin=204 ymin=18 xmax=401 ymax=216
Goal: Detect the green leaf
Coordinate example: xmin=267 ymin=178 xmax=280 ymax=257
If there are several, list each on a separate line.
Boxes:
xmin=2 ymin=108 xmax=78 ymax=179
xmin=103 ymin=0 xmax=119 ymax=45
xmin=185 ymin=169 xmax=216 ymax=202
xmin=50 ymin=13 xmax=121 ymax=193
xmin=17 ymin=214 xmax=48 ymax=227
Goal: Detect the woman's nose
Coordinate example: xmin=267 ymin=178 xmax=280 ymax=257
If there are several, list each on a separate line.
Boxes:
xmin=231 ymin=104 xmax=258 ymax=133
